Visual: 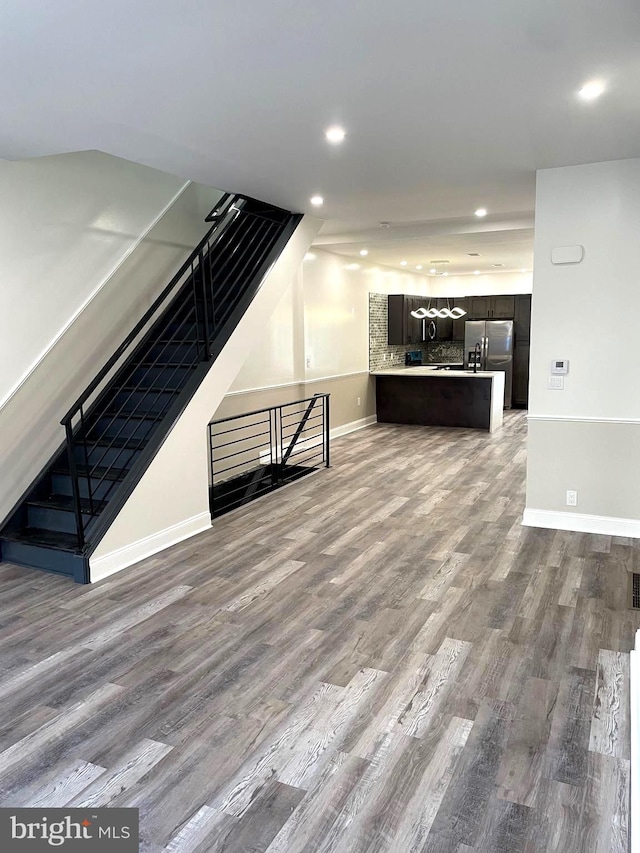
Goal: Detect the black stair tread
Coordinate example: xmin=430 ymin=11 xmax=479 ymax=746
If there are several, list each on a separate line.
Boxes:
xmin=26 ymin=494 xmax=107 ymax=515
xmin=1 ymin=527 xmax=81 ymax=552
xmin=51 ymin=463 xmax=128 ymax=481
xmin=118 ymin=385 xmax=180 ymax=394
xmin=136 ymin=361 xmax=199 ymax=368
xmin=153 ymin=338 xmax=200 ymax=344
xmin=82 ymin=436 xmax=147 ymax=450
xmin=96 ymin=411 xmax=162 ymax=421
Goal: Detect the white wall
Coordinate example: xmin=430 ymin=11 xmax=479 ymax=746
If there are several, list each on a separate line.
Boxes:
xmin=301 ymin=249 xmax=432 ymax=380
xmin=524 ymin=158 xmax=640 ymax=537
xmin=227 ymin=270 xmax=305 ymax=393
xmin=0 ymin=150 xmax=188 ymax=407
xmin=430 ymin=270 xmax=532 ymax=297
xmin=0 ymin=151 xmax=223 ymax=524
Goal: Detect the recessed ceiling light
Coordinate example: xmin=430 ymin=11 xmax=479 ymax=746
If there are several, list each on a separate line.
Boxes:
xmin=325 ymin=126 xmax=346 ymax=144
xmin=578 ymin=80 xmax=605 ymax=101
xmin=520 ymin=268 xmax=527 ymax=273
xmin=345 ymin=263 xmax=360 ymax=270
xmin=304 ymin=252 xmax=316 ymax=261
xmin=310 ymin=195 xmax=324 ymax=206
xmin=416 ymin=265 xmax=423 ymax=270
xmin=475 ymin=208 xmax=487 ymax=218
xmin=442 ymin=272 xmax=449 ymax=276
xmin=360 ymin=249 xmax=368 ymax=256
xmin=400 ymin=260 xmax=407 ymax=266
xmin=429 ymin=267 xmax=436 ymax=274
xmin=474 ymin=270 xmax=480 ymax=275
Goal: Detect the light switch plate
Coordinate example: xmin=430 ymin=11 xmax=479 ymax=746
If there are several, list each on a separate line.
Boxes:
xmin=548 ymin=376 xmax=564 ymax=390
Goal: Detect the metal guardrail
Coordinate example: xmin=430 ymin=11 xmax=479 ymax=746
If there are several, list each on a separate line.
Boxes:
xmin=59 ymin=194 xmax=294 ymax=546
xmin=208 ymin=394 xmax=330 ymax=518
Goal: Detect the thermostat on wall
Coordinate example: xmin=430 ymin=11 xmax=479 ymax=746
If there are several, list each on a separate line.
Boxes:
xmin=551 ymin=359 xmax=569 ymax=374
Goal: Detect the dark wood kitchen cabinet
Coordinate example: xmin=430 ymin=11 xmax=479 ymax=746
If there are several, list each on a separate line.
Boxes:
xmin=452 ymin=297 xmax=468 ymax=341
xmin=435 ymin=298 xmax=452 ymax=341
xmin=514 ymin=294 xmax=532 ymax=342
xmin=468 ymin=294 xmax=515 ymax=319
xmin=468 ymin=295 xmax=492 ymax=319
xmin=491 ymin=294 xmax=515 ymax=318
xmin=388 ymin=295 xmax=426 ymax=345
xmin=513 ymin=341 xmax=530 ymax=407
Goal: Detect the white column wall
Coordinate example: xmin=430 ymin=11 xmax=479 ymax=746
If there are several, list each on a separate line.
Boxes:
xmin=524 ymin=158 xmax=640 ymax=537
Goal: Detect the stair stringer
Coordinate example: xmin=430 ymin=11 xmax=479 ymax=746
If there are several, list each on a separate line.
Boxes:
xmin=88 ymin=215 xmax=321 ymax=582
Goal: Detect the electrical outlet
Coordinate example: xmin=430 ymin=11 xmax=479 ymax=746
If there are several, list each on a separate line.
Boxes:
xmin=383 ymin=353 xmax=387 ymax=361
xmin=566 ymin=490 xmax=578 ymax=507
xmin=357 ymin=397 xmax=361 ymax=407
xmin=306 ymin=357 xmax=311 ymax=368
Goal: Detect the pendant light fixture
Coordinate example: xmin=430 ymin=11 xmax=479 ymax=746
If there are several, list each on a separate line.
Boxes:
xmin=410 ymin=261 xmax=467 ymax=320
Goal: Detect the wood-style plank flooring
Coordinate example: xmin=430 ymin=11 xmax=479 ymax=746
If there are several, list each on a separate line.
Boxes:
xmin=0 ymin=411 xmax=637 ymax=851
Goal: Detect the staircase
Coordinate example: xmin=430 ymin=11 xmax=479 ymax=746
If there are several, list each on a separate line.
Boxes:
xmin=0 ymin=194 xmax=302 ymax=582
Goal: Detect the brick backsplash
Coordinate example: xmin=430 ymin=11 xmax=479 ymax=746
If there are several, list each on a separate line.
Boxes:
xmin=369 ymin=294 xmax=464 ymax=370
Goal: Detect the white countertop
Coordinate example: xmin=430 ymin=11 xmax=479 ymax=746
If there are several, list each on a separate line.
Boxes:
xmin=371 ymin=367 xmax=501 ymax=379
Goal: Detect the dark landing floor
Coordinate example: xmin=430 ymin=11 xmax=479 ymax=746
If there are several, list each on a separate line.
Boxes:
xmin=0 ymin=411 xmax=636 ymax=852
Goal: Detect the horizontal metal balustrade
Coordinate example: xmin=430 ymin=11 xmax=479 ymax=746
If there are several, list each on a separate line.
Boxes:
xmin=208 ymin=394 xmax=330 ymax=518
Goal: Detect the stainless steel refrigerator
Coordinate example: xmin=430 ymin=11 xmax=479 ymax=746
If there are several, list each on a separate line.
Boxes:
xmin=464 ymin=320 xmax=514 ymax=408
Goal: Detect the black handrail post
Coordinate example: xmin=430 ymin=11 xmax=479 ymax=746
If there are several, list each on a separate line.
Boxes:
xmin=278 ymin=405 xmax=284 ymax=484
xmin=199 ymin=250 xmax=212 ymax=361
xmin=269 ymin=409 xmax=278 ymax=487
xmin=325 ymin=394 xmax=331 ymax=468
xmin=64 ymin=420 xmax=85 ymax=549
xmin=79 ymin=405 xmax=94 ymax=518
xmin=209 ymin=423 xmax=215 ymax=517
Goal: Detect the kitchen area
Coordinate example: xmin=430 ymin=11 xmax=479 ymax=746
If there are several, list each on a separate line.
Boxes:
xmin=369 ymin=291 xmax=531 ymax=432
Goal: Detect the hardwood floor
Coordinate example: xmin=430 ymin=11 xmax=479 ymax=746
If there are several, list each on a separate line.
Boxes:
xmin=0 ymin=411 xmax=637 ymax=851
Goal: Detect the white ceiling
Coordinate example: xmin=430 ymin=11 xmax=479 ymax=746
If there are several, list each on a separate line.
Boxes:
xmin=2 ymin=0 xmax=639 ymax=263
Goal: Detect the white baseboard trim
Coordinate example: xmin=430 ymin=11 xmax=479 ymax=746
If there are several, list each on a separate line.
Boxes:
xmin=89 ymin=511 xmax=211 ymax=582
xmin=631 ymin=630 xmax=640 ymax=853
xmin=522 ymin=507 xmax=640 ymax=539
xmin=527 ymin=414 xmax=640 ymax=425
xmin=331 ymin=414 xmax=377 ymax=439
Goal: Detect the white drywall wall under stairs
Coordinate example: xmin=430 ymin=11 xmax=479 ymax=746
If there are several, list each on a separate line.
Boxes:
xmin=89 ymin=215 xmax=321 ymax=581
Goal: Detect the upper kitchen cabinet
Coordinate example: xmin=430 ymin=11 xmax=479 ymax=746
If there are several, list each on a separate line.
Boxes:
xmin=388 ymin=295 xmax=425 ymax=345
xmin=514 ymin=294 xmax=532 ymax=342
xmin=467 ymin=294 xmax=515 ymax=319
xmin=468 ymin=295 xmax=492 ymax=319
xmin=435 ymin=298 xmax=452 ymax=341
xmin=491 ymin=295 xmax=515 ymax=318
xmin=452 ymin=297 xmax=468 ymax=341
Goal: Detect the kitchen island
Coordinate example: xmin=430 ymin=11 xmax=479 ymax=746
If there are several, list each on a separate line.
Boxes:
xmin=372 ymin=367 xmax=504 ymax=432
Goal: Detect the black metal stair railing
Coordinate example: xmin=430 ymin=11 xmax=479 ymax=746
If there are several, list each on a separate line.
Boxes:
xmin=208 ymin=394 xmax=330 ymax=518
xmin=60 ymin=193 xmax=299 ymax=547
